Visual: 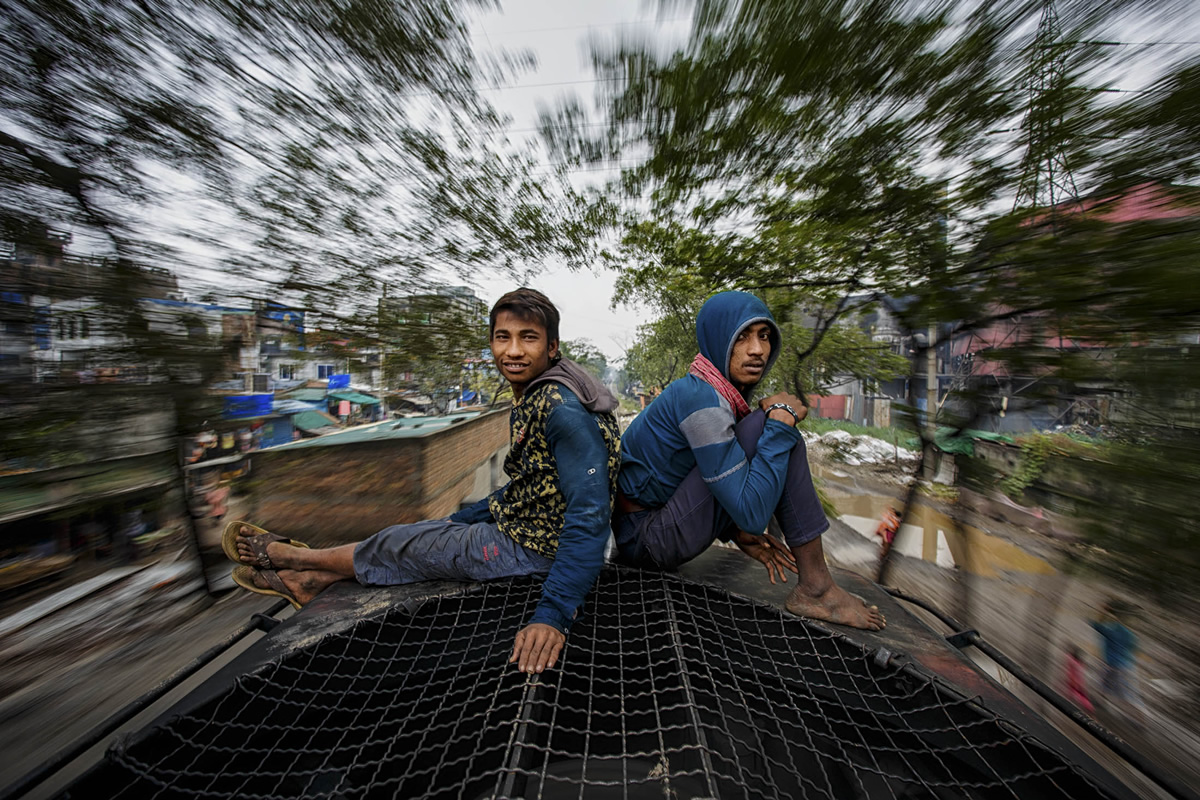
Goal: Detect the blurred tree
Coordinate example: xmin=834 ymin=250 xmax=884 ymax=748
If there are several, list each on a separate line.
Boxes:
xmin=623 ymin=314 xmax=696 ymax=395
xmin=1 ymin=0 xmax=572 ymax=302
xmin=0 ymin=0 xmax=572 ymax=436
xmin=378 ymin=292 xmax=488 ymax=403
xmin=544 ymin=0 xmax=1179 ymax=382
xmin=769 ymin=301 xmax=911 ymax=400
xmin=0 ymin=0 xmax=575 ymax=582
xmin=559 ymin=338 xmax=608 ymax=380
xmin=541 ymin=0 xmax=1200 ymax=607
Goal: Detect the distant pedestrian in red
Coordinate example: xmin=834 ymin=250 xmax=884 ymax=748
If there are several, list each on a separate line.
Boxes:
xmin=875 ymin=506 xmax=901 ymax=559
xmin=1064 ymin=645 xmax=1095 ymax=715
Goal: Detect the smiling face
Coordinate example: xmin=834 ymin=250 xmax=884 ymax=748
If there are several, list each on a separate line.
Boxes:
xmin=490 ymin=310 xmax=558 ymax=399
xmin=728 ymin=321 xmax=772 ymax=391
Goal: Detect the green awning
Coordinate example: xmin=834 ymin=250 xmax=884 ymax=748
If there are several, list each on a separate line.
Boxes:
xmin=328 ymin=390 xmax=381 ymax=405
xmin=293 ymin=410 xmax=339 ymax=432
xmin=900 ymin=427 xmax=1017 ymax=456
xmin=283 ymin=388 xmax=328 ymax=402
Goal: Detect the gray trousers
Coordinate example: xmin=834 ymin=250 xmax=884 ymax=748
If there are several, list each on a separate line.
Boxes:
xmin=354 ymin=518 xmax=552 ymax=586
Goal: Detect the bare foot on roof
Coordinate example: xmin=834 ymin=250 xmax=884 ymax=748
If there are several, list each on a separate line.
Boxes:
xmin=785 ymin=582 xmax=886 ymax=631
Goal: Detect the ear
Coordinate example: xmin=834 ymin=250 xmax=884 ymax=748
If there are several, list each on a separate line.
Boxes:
xmin=548 ymin=339 xmax=560 ymax=359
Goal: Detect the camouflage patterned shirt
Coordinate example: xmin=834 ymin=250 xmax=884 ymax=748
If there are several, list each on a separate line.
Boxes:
xmin=491 ymin=382 xmax=620 ymax=558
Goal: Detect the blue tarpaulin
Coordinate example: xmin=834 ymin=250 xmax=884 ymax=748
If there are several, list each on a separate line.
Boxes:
xmin=223 ymin=394 xmax=274 ymax=419
xmin=257 ymin=417 xmax=295 ymax=448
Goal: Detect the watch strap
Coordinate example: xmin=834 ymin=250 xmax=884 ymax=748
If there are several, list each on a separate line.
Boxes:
xmin=766 ymin=402 xmax=801 ymax=425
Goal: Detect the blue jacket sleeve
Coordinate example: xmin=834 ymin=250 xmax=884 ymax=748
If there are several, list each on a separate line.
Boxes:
xmin=448 ymin=492 xmax=497 ymax=524
xmin=686 ymin=406 xmax=800 ymax=534
xmin=527 ymin=396 xmax=611 ymax=633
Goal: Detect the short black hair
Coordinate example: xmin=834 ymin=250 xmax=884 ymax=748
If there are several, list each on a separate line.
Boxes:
xmin=489 ymin=287 xmax=560 ymax=343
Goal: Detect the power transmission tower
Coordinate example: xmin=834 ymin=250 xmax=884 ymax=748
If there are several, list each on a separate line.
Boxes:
xmin=1014 ymin=0 xmax=1081 ymax=213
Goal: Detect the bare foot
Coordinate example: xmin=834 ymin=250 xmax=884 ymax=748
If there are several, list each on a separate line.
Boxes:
xmin=235 ymin=528 xmax=303 ymax=569
xmin=251 ymin=568 xmax=343 ymax=605
xmin=785 ymin=583 xmax=886 ymax=631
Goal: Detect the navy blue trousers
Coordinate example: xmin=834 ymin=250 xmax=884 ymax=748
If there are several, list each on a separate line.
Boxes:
xmin=614 ymin=410 xmax=829 ymax=570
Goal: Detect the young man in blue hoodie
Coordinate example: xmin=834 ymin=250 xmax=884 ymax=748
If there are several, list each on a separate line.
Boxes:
xmin=614 ymin=291 xmax=885 ymax=631
xmin=227 ymin=288 xmax=622 ymax=673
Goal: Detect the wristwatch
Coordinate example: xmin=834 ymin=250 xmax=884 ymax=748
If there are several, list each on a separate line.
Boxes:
xmin=766 ymin=402 xmax=802 ymax=425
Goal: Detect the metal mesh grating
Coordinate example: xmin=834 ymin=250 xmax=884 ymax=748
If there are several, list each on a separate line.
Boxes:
xmin=63 ymin=567 xmax=1119 ymax=799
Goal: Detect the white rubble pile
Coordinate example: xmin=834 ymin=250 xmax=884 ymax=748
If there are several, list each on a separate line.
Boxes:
xmin=803 ymin=429 xmax=919 ymax=466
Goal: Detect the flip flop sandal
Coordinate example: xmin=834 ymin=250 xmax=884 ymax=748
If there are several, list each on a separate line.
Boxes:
xmin=231 ymin=565 xmax=303 ymax=610
xmin=222 ymin=521 xmax=309 ymax=569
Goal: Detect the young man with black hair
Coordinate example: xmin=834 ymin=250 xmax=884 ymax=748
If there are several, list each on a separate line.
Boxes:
xmin=226 ymin=288 xmax=621 ymax=673
xmin=613 ymin=290 xmax=885 ymax=631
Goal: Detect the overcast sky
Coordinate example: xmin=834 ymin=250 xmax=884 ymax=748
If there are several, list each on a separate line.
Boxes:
xmin=465 ymin=1 xmax=691 ymax=362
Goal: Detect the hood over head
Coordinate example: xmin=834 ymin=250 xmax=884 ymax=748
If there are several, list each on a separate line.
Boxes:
xmin=695 ymin=291 xmax=782 ymax=392
xmin=527 ymin=358 xmax=619 ymax=414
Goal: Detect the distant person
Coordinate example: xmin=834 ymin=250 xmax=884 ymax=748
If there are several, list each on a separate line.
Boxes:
xmin=1063 ymin=645 xmax=1095 ymax=715
xmin=225 ymin=288 xmax=620 ymax=675
xmin=875 ymin=506 xmax=901 ymax=560
xmin=612 ymin=291 xmax=885 ymax=630
xmin=1090 ymin=600 xmax=1145 ymax=723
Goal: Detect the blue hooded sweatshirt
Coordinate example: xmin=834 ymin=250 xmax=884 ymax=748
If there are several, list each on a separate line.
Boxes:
xmin=617 ymin=291 xmax=803 ymax=534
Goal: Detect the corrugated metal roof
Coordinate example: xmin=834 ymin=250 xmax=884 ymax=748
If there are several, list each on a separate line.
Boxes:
xmin=328 ymin=390 xmax=381 ymax=405
xmin=292 ymin=410 xmax=340 ymax=432
xmin=279 ymin=412 xmax=482 ymax=447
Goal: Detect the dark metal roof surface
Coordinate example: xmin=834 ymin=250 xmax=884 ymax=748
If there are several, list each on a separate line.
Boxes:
xmin=59 ymin=553 xmax=1137 ymax=799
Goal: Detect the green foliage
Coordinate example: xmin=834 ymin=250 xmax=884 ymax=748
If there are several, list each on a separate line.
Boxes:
xmin=1076 ymin=437 xmax=1200 ymax=601
xmin=812 ymin=477 xmax=840 ymax=521
xmin=918 ymin=482 xmax=960 ymax=503
xmin=543 ymin=0 xmax=1200 ymax=602
xmin=560 ymin=339 xmax=608 ymax=381
xmin=768 ymin=303 xmax=911 ymax=398
xmin=999 ymin=433 xmax=1061 ymax=500
xmin=623 ymin=314 xmax=697 ymax=394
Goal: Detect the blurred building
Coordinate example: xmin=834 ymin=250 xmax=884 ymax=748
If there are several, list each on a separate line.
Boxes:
xmin=947 ymin=181 xmax=1200 ymax=434
xmin=795 ymin=182 xmax=1200 ymax=434
xmin=377 ymin=284 xmax=490 ymax=410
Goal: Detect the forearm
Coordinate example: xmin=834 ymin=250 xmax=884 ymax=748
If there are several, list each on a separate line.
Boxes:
xmin=705 ymin=421 xmax=800 ymax=533
xmin=533 ymin=399 xmax=612 ymax=631
xmin=529 ymin=508 xmax=608 ymax=631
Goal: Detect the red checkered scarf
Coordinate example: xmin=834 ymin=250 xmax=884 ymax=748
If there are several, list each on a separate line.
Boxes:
xmin=688 ymin=353 xmax=751 ymax=420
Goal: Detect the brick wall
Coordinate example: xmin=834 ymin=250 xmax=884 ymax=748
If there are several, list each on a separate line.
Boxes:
xmin=241 ymin=409 xmax=509 ymax=546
